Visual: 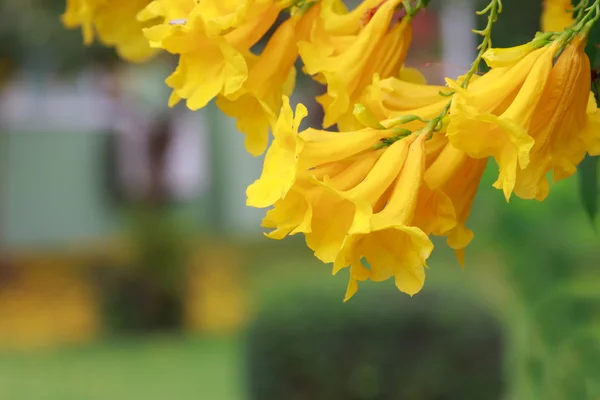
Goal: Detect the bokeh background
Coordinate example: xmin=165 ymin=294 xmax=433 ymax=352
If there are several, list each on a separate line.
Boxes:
xmin=1 ymin=0 xmax=599 ymax=399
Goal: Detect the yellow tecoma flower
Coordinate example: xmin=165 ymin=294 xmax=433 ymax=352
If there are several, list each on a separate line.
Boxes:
xmin=247 ymin=97 xmax=460 ymax=300
xmin=423 ymin=141 xmax=487 ymax=266
xmin=448 ymin=35 xmax=600 ymax=201
xmin=523 ymin=35 xmax=600 ymax=193
xmin=62 ymin=0 xmax=156 ymax=63
xmin=360 ymin=74 xmax=449 ymax=123
xmin=140 ymin=0 xmax=280 ymax=111
xmin=246 ymin=96 xmax=392 ymax=209
xmin=359 ymin=74 xmax=487 ymax=265
xmin=446 ymin=45 xmax=553 ymax=201
xmin=216 ymin=4 xmax=321 ymax=156
xmin=299 ymin=0 xmax=412 ymax=130
xmin=332 ymin=134 xmax=446 ymax=300
xmin=541 ymin=0 xmax=574 ymax=32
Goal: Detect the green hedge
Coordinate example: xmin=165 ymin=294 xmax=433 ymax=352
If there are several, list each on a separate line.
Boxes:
xmin=246 ymin=288 xmax=504 ymax=400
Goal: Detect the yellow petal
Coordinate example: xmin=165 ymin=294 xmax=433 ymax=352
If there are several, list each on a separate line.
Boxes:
xmin=372 ymin=134 xmax=426 ymax=225
xmin=398 ymin=66 xmax=428 ymax=85
xmin=299 ymin=128 xmax=386 ymax=168
xmin=262 ymin=186 xmax=313 ymax=239
xmin=344 ymin=136 xmax=413 ymax=205
xmin=447 ymin=108 xmax=534 ymax=201
xmin=483 ymin=43 xmax=536 ymax=69
xmin=246 ymin=97 xmax=308 ymax=208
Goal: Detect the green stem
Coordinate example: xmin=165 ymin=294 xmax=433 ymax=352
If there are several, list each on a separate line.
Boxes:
xmin=573 ymin=0 xmax=589 ymax=23
xmin=381 ymin=0 xmax=502 ymax=146
xmin=402 ymin=0 xmax=430 ymax=21
xmin=381 ymin=0 xmax=598 ymax=150
xmin=573 ymin=0 xmax=600 ymax=34
xmin=461 ymin=0 xmax=503 ymax=88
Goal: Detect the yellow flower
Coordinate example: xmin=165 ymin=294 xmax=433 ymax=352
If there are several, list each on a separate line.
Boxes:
xmin=541 ymin=0 xmax=574 ymax=32
xmin=216 ymin=5 xmax=320 ymax=156
xmin=246 ymin=96 xmax=308 ymax=209
xmin=398 ymin=66 xmax=428 ymax=85
xmin=299 ymin=0 xmax=412 ymax=130
xmin=524 ymin=36 xmax=600 ymax=191
xmin=587 ymin=99 xmax=600 ymax=156
xmin=333 ymin=135 xmax=439 ymax=300
xmin=321 ymin=0 xmax=382 ymax=35
xmin=247 ymin=96 xmax=389 ymax=208
xmin=62 ymin=0 xmax=156 ymax=62
xmin=446 ymin=45 xmax=554 ymax=201
xmin=424 ymin=141 xmax=487 ymax=266
xmin=248 ymin=98 xmax=461 ymax=300
xmin=356 ymin=74 xmax=487 ymax=265
xmin=448 ymin=36 xmax=600 ymax=201
xmin=140 ymin=0 xmax=280 ymax=111
xmin=482 ymin=33 xmax=554 ymax=68
xmin=483 ymin=43 xmax=538 ymax=69
xmin=360 ymin=74 xmax=448 ymax=123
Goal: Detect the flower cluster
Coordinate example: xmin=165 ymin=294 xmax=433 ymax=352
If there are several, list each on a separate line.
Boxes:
xmin=63 ymin=0 xmax=600 ymax=300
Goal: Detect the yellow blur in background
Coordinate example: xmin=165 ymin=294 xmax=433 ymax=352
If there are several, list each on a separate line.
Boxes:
xmin=0 ymin=242 xmax=248 ymax=351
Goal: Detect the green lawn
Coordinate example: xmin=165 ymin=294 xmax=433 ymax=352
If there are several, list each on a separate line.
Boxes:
xmin=0 ymin=336 xmax=243 ymax=400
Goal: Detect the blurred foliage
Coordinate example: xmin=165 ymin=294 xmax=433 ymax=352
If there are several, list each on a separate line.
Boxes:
xmin=578 ymin=155 xmax=598 ymax=223
xmin=0 ymin=0 xmax=119 ymax=78
xmin=582 ymin=1 xmax=600 ymax=225
xmin=470 ymin=168 xmax=600 ymax=399
xmin=246 ymin=288 xmax=503 ymax=400
xmin=96 ymin=206 xmax=192 ymax=333
xmin=479 ymin=0 xmax=541 ymax=49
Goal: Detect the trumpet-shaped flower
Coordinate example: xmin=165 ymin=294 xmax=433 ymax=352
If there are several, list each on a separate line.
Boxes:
xmin=248 ymin=97 xmax=462 ymax=300
xmin=246 ymin=96 xmax=308 ymax=209
xmin=217 ymin=5 xmax=320 ymax=155
xmin=333 ymin=135 xmax=436 ymax=300
xmin=525 ymin=36 xmax=600 ymax=189
xmin=357 ymin=75 xmax=486 ymax=265
xmin=299 ymin=0 xmax=412 ymax=130
xmin=424 ymin=142 xmax=487 ymax=266
xmin=360 ymin=74 xmax=449 ymax=123
xmin=140 ymin=0 xmax=280 ymax=111
xmin=446 ymin=45 xmax=554 ymax=201
xmin=448 ymin=36 xmax=600 ymax=201
xmin=62 ymin=0 xmax=156 ymax=62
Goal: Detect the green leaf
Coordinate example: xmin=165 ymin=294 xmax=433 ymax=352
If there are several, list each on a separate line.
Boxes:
xmin=578 ymin=155 xmax=599 ymax=225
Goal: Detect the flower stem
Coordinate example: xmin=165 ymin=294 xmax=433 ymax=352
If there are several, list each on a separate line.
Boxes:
xmin=573 ymin=0 xmax=600 ymax=34
xmin=381 ymin=0 xmax=502 ymax=147
xmin=461 ymin=0 xmax=503 ymax=88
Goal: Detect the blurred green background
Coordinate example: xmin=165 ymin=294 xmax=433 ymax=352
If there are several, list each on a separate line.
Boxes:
xmin=1 ymin=0 xmax=599 ymax=399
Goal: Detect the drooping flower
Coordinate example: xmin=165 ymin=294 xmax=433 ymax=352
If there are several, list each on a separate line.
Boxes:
xmin=541 ymin=0 xmax=574 ymax=32
xmin=446 ymin=44 xmax=552 ymax=201
xmin=448 ymin=35 xmax=600 ymax=201
xmin=359 ymin=75 xmax=486 ymax=264
xmin=248 ymin=96 xmax=460 ymax=300
xmin=333 ymin=134 xmax=437 ymax=300
xmin=62 ymin=0 xmax=156 ymax=63
xmin=216 ymin=5 xmax=320 ymax=155
xmin=299 ymin=0 xmax=413 ymax=130
xmin=246 ymin=96 xmax=308 ymax=209
xmin=360 ymin=73 xmax=449 ymax=123
xmin=423 ymin=142 xmax=487 ymax=266
xmin=140 ymin=0 xmax=280 ymax=111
